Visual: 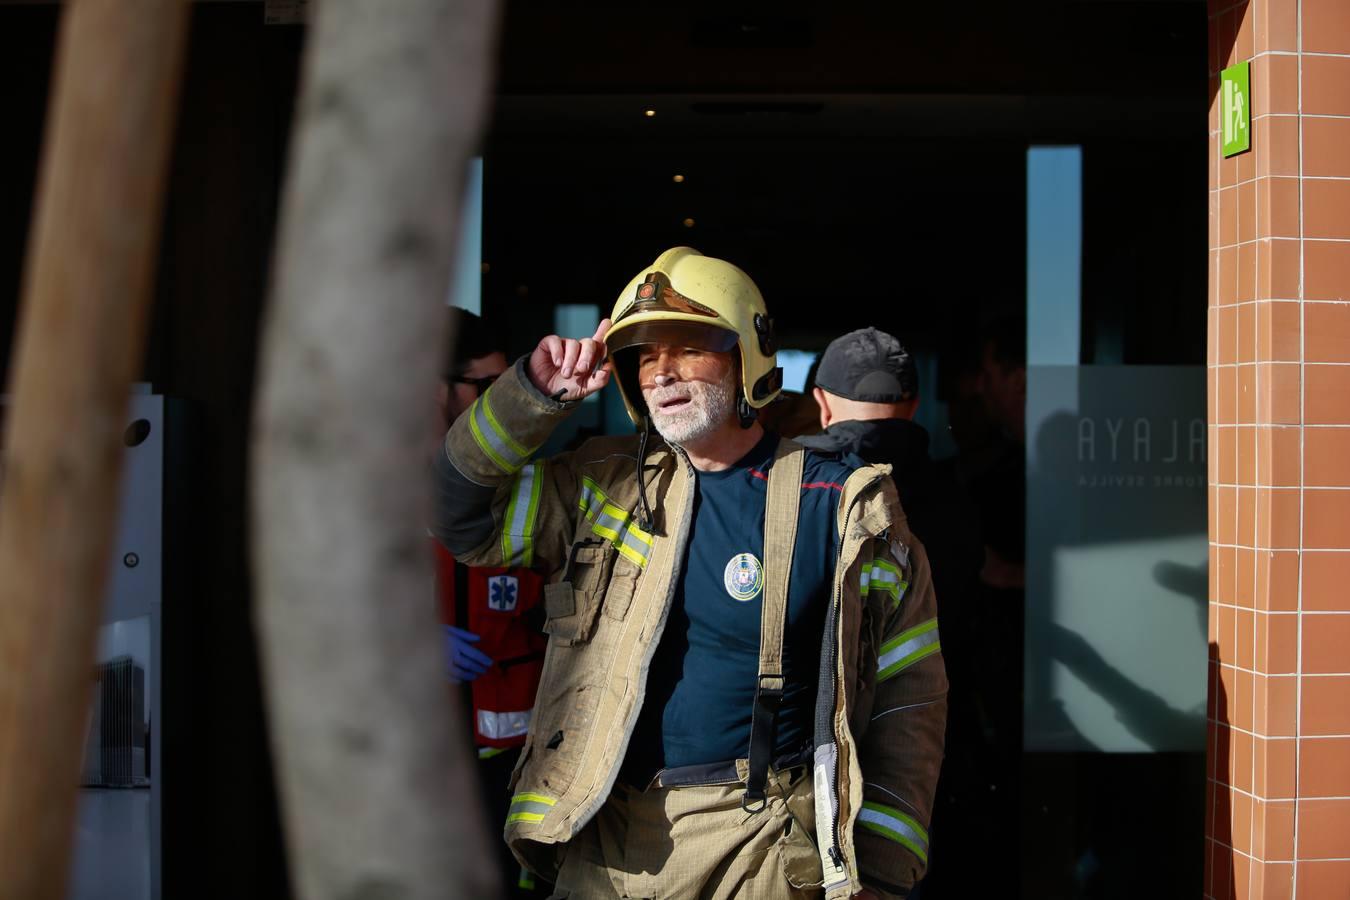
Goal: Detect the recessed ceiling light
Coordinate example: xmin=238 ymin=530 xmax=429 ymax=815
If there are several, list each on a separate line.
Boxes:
xmin=644 ymin=109 xmax=656 ymax=118
xmin=682 ymin=218 xmax=695 ymax=228
xmin=672 ymin=174 xmax=685 ymax=183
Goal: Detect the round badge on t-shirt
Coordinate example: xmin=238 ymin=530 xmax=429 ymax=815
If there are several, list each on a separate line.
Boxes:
xmin=723 ymin=552 xmax=764 ymax=602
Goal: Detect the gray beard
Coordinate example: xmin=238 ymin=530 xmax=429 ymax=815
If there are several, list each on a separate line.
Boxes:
xmin=643 ymin=375 xmax=736 ymax=447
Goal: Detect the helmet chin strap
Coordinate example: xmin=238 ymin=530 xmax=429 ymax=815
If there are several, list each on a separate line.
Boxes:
xmin=737 ymin=395 xmax=757 ymax=429
xmin=634 ymin=417 xmax=657 ymax=534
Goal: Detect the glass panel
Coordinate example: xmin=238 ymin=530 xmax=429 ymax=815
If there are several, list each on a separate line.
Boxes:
xmin=1024 ymin=365 xmax=1208 ymax=751
xmin=1026 ymin=146 xmax=1082 ymax=367
xmin=448 ymin=157 xmax=483 ymax=314
xmin=776 ymin=348 xmax=817 ymax=393
xmin=1019 ymin=140 xmax=1208 ymax=897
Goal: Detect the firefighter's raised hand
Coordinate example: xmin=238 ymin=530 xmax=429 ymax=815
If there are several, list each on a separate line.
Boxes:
xmin=528 ymin=319 xmax=612 ymax=402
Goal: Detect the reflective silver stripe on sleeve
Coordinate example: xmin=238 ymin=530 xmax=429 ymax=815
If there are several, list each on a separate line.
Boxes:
xmin=502 ymin=463 xmax=541 ymax=566
xmin=507 ymin=792 xmax=556 ymax=824
xmin=469 ymin=394 xmax=528 ymax=473
xmin=859 ymin=800 xmax=930 ymax=864
xmin=865 ymin=560 xmax=902 ymax=599
xmin=877 ymin=618 xmax=940 ymax=682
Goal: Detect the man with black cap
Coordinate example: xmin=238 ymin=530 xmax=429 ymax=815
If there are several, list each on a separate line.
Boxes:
xmin=798 ymin=328 xmax=984 ymax=893
xmin=800 ymin=329 xmax=976 ymax=577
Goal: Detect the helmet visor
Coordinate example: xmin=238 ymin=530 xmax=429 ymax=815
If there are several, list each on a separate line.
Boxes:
xmin=606 ymin=319 xmax=739 ymax=357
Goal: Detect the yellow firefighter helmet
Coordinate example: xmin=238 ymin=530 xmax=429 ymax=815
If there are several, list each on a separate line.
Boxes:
xmin=605 ymin=247 xmax=782 ymax=426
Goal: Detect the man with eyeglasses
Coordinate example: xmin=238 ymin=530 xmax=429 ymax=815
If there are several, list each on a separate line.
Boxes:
xmin=439 ymin=309 xmax=508 ymax=424
xmin=435 ymin=308 xmax=550 ymax=896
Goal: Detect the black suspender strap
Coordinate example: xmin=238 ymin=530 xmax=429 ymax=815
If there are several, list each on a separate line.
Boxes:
xmin=743 ymin=437 xmax=804 ymax=812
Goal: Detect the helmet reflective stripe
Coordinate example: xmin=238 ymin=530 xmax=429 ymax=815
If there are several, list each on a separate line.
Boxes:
xmin=468 ymin=390 xmax=534 ymax=473
xmin=578 ymin=476 xmax=654 ymax=568
xmin=502 ymin=463 xmax=544 ymax=567
xmin=606 ymin=247 xmax=782 ymax=426
xmin=876 ymin=619 xmax=940 ymax=683
xmin=860 ymin=558 xmax=906 ymax=606
xmin=859 ymin=801 xmax=930 ymax=864
xmin=507 ymin=792 xmax=556 ymax=825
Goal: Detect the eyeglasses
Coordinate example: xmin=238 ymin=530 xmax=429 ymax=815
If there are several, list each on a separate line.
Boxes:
xmin=451 ymin=373 xmax=500 ymax=394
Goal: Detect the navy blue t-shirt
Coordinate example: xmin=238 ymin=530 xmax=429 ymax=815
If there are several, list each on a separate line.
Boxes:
xmin=621 ymin=431 xmax=857 ymax=785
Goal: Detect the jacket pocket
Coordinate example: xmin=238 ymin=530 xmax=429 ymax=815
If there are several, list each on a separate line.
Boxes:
xmin=778 ymin=771 xmax=825 ymax=889
xmin=543 ymin=540 xmax=612 ymax=645
xmin=601 ymin=554 xmax=640 ymax=622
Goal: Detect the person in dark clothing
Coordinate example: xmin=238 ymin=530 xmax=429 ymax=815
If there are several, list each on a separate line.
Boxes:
xmin=924 ymin=320 xmax=1027 ymax=898
xmin=797 ymin=327 xmax=982 ymax=626
xmin=971 ymin=319 xmax=1026 ymax=590
xmin=796 ymin=327 xmax=985 ymax=898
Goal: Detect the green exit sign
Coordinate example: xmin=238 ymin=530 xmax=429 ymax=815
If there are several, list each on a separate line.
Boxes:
xmin=1222 ymin=62 xmax=1250 ymax=157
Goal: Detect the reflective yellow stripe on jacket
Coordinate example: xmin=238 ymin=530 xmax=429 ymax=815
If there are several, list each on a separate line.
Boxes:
xmin=860 ymin=557 xmax=907 ymax=607
xmin=468 ymin=389 xmax=536 ymax=474
xmin=578 ymin=476 xmax=653 ymax=568
xmin=507 ymin=792 xmax=556 ymax=825
xmin=502 ymin=462 xmax=545 ymax=566
xmin=876 ymin=619 xmax=940 ymax=682
xmin=859 ymin=800 xmax=930 ymax=864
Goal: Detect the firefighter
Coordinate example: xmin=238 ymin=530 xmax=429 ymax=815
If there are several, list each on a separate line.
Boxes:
xmin=432 ymin=249 xmax=947 ymax=899
xmin=434 ymin=308 xmax=549 ymax=896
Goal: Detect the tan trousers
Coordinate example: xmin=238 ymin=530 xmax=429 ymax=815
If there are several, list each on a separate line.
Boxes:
xmin=549 ymin=766 xmax=824 ymax=900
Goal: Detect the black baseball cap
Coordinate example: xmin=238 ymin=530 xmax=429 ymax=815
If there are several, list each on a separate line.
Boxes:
xmin=814 ymin=327 xmax=917 ymax=403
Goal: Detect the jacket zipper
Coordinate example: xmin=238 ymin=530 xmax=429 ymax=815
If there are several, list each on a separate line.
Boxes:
xmin=823 ymin=472 xmax=885 ymax=881
xmin=571 ymin=448 xmax=695 ymax=830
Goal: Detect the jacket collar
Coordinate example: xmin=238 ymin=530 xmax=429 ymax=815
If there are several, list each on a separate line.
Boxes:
xmin=797 ymin=417 xmax=930 ymax=465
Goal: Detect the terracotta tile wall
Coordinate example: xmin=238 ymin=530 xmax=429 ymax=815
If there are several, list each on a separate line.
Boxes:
xmin=1208 ymin=1 xmax=1350 ymax=898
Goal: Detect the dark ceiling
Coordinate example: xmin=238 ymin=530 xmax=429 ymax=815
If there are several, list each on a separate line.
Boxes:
xmin=0 ymin=1 xmax=1210 ymax=362
xmin=491 ymin=2 xmax=1206 ymax=99
xmin=481 ymin=3 xmax=1208 ymax=358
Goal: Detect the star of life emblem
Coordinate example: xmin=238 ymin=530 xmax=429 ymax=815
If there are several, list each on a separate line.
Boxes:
xmin=723 ymin=553 xmax=764 ymax=602
xmin=487 ymin=575 xmax=519 ymax=612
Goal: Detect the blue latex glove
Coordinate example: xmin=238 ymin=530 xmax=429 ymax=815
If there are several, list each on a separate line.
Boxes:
xmin=444 ymin=625 xmax=494 ymax=683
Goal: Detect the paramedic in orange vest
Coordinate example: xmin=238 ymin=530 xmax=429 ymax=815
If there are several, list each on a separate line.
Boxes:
xmin=435 ymin=308 xmax=549 ymax=896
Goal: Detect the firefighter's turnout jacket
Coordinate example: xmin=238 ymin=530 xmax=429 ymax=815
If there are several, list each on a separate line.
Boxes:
xmin=432 ymin=359 xmax=948 ymax=900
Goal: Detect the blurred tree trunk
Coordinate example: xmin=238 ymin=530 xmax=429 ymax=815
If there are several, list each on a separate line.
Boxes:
xmin=0 ymin=2 xmax=188 ymax=899
xmin=251 ymin=1 xmax=501 ymax=898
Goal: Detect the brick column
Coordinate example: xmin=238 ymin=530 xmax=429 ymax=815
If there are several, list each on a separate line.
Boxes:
xmin=1208 ymin=1 xmax=1350 ymax=898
